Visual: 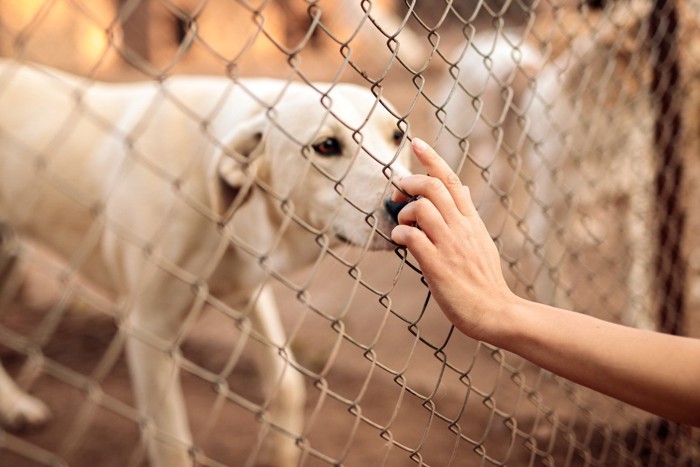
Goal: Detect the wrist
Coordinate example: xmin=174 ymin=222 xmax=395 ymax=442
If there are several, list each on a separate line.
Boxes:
xmin=466 ymin=291 xmax=527 ymax=347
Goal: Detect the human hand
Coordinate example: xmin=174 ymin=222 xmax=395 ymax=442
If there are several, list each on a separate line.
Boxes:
xmin=390 ymin=140 xmax=700 ymax=426
xmin=391 ymin=138 xmax=518 ymax=340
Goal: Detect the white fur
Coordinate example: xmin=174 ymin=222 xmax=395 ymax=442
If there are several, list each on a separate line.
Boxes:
xmin=0 ymin=58 xmax=412 ymax=466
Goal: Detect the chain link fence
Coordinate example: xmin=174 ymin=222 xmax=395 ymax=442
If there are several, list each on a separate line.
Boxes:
xmin=0 ymin=0 xmax=699 ymax=466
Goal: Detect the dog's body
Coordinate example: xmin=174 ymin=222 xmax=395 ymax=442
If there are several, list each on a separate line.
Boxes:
xmin=0 ymin=59 xmax=411 ymax=466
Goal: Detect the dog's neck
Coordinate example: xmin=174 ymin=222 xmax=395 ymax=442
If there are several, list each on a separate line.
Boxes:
xmin=209 ymin=189 xmax=330 ymax=296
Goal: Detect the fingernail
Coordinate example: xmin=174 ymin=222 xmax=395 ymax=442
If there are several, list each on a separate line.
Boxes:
xmin=413 ymin=138 xmax=428 ymax=152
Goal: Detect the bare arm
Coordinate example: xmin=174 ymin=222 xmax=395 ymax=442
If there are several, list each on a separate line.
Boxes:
xmin=500 ymin=298 xmax=700 ymax=426
xmin=391 ymin=138 xmax=700 ymax=427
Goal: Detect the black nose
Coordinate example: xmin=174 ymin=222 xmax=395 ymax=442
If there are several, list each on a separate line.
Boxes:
xmin=385 ymin=198 xmax=413 ymax=224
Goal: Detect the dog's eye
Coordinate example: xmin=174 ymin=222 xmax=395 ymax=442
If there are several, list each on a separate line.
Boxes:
xmin=392 ymin=129 xmax=404 ymax=145
xmin=312 ymin=137 xmax=342 ymax=157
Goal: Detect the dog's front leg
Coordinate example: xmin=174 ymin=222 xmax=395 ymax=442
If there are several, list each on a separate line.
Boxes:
xmin=0 ymin=224 xmax=51 ymax=429
xmin=125 ymin=310 xmax=193 ymax=467
xmin=248 ymin=285 xmax=305 ymax=467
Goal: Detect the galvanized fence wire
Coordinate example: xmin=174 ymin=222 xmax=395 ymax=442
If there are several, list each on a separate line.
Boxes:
xmin=0 ymin=0 xmax=698 ymax=466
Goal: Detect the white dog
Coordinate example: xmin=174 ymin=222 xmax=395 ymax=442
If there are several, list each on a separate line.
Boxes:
xmin=0 ymin=59 xmax=412 ymax=466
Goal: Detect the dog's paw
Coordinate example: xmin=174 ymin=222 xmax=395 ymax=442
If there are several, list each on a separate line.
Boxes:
xmin=0 ymin=392 xmax=51 ymax=431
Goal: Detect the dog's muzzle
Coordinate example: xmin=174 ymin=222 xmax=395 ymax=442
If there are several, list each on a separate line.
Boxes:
xmin=384 ymin=197 xmax=418 ymax=224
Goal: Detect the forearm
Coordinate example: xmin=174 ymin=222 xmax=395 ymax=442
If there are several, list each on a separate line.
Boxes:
xmin=391 ymin=139 xmax=700 ymax=427
xmin=487 ymin=296 xmax=700 ymax=426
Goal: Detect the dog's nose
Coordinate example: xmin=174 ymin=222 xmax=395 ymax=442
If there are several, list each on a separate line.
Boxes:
xmin=385 ymin=198 xmax=413 ymax=224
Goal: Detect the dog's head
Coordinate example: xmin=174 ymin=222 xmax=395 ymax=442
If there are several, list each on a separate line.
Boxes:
xmin=209 ymin=82 xmax=412 ymax=251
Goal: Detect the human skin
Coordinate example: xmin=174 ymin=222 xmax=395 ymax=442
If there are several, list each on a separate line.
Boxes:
xmin=390 ymin=137 xmax=700 ymax=427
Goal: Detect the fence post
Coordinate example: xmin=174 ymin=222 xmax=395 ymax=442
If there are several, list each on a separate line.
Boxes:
xmin=649 ymin=0 xmax=686 ymax=335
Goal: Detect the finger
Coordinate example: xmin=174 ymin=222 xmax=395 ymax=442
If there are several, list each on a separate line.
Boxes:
xmin=391 ymin=225 xmax=437 ymax=263
xmin=412 ymin=138 xmax=477 ymax=217
xmin=391 ymin=185 xmax=411 ymax=203
xmin=398 ymin=174 xmax=460 ymax=222
xmin=396 ymin=197 xmax=447 ymax=244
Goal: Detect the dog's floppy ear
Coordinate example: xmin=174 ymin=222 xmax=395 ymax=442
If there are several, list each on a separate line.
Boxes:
xmin=209 ymin=115 xmax=267 ymax=218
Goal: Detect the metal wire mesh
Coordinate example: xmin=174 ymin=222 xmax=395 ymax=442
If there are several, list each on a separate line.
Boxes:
xmin=0 ymin=0 xmax=699 ymax=466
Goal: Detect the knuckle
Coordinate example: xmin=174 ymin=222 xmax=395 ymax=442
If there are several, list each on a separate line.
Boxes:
xmin=413 ymin=197 xmax=432 ymax=213
xmin=446 ymin=172 xmax=462 ymax=188
xmin=427 ymin=177 xmax=445 ymax=193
